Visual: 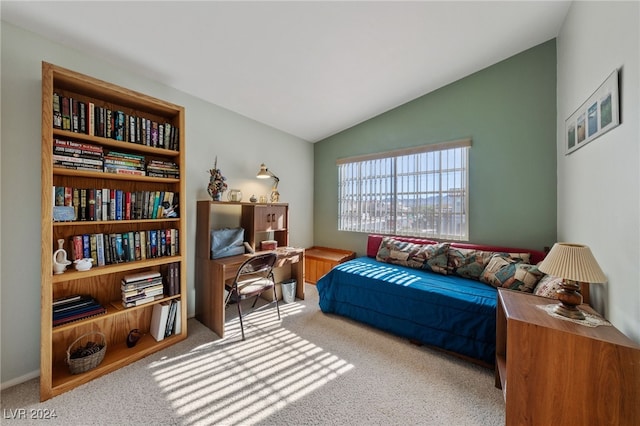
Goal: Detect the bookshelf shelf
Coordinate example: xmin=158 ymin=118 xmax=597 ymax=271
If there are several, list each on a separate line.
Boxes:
xmin=51 ymin=332 xmax=182 ymax=394
xmin=51 ymin=255 xmax=183 ymax=284
xmin=51 ymin=294 xmax=182 ymax=335
xmin=53 ymin=128 xmax=181 ymax=157
xmin=52 ymin=167 xmax=180 ymax=183
xmin=53 ymin=218 xmax=181 ymax=227
xmin=41 ymin=62 xmax=187 ymax=401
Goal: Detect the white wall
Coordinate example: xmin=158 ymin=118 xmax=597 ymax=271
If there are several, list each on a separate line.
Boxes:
xmin=557 ymin=1 xmax=639 ymax=342
xmin=0 ymin=22 xmax=314 ymax=387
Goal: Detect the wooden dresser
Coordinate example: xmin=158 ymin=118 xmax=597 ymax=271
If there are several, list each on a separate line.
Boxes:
xmin=495 ymin=289 xmax=640 ymax=425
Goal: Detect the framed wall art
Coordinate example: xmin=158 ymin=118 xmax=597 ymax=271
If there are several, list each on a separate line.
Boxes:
xmin=565 ymin=68 xmax=620 ymax=155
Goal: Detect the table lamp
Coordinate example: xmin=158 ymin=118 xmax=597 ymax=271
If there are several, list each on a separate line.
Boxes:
xmin=537 ymin=242 xmax=607 ymax=320
xmin=257 ymin=163 xmax=280 ymax=202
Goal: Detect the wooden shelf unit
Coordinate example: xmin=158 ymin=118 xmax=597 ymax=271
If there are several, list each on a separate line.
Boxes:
xmin=40 ymin=62 xmax=187 ymax=401
xmin=239 ymin=202 xmax=289 ymax=250
xmin=495 ymin=289 xmax=640 ymax=425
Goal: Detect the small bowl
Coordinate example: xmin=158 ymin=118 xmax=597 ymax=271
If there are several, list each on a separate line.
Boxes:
xmin=74 ymin=258 xmax=94 ymax=271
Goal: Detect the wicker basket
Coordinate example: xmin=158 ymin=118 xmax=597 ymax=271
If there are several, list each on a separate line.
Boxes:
xmin=66 ymin=331 xmax=107 ymax=375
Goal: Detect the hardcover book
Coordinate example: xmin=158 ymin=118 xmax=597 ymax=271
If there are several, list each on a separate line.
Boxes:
xmin=79 ymin=101 xmax=87 ymax=134
xmin=149 ymin=301 xmax=171 ymax=341
xmin=127 ymin=231 xmax=135 ymax=262
xmin=53 ymin=92 xmax=62 ymax=129
xmin=96 ymin=233 xmax=105 ymax=266
xmin=71 ymin=98 xmax=79 ymax=133
xmin=61 ymin=96 xmax=71 ymax=131
xmin=82 ymin=234 xmax=90 ymax=259
xmin=114 ymin=233 xmax=124 ymax=263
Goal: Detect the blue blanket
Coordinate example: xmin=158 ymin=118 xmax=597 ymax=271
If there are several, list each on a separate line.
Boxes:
xmin=316 ymin=256 xmax=497 ymax=365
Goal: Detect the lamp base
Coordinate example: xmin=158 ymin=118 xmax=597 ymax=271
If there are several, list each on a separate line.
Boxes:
xmin=553 ymin=303 xmax=586 ymax=320
xmin=554 ymin=279 xmax=585 ymax=320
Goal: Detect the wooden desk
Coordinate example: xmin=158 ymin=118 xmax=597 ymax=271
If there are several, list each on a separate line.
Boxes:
xmin=196 ymin=248 xmax=304 ymax=338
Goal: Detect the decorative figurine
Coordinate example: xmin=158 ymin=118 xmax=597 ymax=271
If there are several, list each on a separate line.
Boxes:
xmin=208 ymin=156 xmax=228 ymax=201
xmin=53 ymin=239 xmax=72 ymax=274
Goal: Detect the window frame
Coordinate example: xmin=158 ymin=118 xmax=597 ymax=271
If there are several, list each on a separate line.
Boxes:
xmin=336 ymin=138 xmax=471 ymax=241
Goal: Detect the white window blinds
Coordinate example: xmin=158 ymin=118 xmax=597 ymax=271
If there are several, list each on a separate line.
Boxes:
xmin=337 ymin=138 xmax=471 ymax=240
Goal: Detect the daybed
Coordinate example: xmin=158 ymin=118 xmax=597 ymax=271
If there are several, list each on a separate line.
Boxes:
xmin=317 ymin=235 xmax=551 ymax=366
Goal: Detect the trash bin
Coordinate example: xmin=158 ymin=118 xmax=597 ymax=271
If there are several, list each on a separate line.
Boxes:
xmin=281 ymin=279 xmax=296 ymax=304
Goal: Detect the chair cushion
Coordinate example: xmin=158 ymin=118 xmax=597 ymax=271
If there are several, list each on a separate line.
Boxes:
xmin=237 ymin=277 xmax=274 ymax=296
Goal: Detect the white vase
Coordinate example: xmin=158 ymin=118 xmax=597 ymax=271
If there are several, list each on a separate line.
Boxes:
xmin=53 ymin=239 xmax=71 ymax=274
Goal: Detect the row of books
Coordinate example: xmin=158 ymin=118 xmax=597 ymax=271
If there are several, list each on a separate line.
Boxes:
xmin=53 ymin=93 xmax=180 ymax=150
xmin=53 ymin=186 xmax=179 ymax=221
xmin=68 ymin=229 xmax=179 ymax=266
xmin=150 ymin=299 xmax=182 ymax=341
xmin=53 ymin=139 xmax=181 ymax=178
xmin=52 ymin=295 xmax=106 ymax=327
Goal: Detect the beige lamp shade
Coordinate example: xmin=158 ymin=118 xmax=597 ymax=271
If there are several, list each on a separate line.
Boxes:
xmin=256 ymin=164 xmax=271 ymax=179
xmin=538 ymin=243 xmax=607 ymax=284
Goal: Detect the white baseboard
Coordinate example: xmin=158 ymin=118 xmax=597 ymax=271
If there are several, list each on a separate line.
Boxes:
xmin=1 ymin=370 xmax=40 ymax=391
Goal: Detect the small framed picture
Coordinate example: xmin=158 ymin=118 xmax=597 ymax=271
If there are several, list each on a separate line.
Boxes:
xmin=565 ymin=69 xmax=620 ymax=155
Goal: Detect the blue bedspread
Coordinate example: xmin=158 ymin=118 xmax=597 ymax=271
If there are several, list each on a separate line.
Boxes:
xmin=316 ymin=256 xmax=497 ymax=365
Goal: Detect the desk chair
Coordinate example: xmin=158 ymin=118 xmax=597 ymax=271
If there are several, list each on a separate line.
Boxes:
xmin=224 ymin=252 xmax=280 ymax=340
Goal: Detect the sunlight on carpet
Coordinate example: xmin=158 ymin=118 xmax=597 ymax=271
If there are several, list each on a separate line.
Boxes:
xmin=150 ymin=300 xmax=353 ymax=425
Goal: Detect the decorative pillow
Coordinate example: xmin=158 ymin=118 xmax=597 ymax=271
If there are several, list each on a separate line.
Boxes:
xmin=411 ymin=242 xmax=450 ymax=275
xmin=448 ymin=248 xmax=496 ymax=280
xmin=376 ymin=237 xmax=449 ymax=275
xmin=534 ymin=275 xmax=564 ymax=299
xmin=480 ymin=254 xmax=520 ymax=288
xmin=376 ymin=237 xmax=421 ymax=264
xmin=513 ymin=263 xmax=545 ymax=293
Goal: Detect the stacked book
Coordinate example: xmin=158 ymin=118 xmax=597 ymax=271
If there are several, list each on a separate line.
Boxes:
xmin=146 ymin=160 xmax=179 ymax=179
xmin=121 ymin=270 xmax=164 ymax=308
xmin=103 ymin=151 xmax=146 ymax=176
xmin=53 ymin=139 xmax=104 ymax=172
xmin=53 ymin=295 xmax=106 ymax=327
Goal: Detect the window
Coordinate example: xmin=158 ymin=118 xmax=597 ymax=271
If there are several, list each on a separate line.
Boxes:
xmin=337 ymin=138 xmax=471 ymax=240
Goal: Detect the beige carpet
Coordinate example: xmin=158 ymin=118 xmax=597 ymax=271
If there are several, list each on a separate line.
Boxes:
xmin=1 ymin=284 xmax=505 ymax=425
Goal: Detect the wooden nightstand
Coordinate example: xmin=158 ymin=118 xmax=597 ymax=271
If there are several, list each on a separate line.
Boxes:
xmin=495 ymin=289 xmax=640 ymax=426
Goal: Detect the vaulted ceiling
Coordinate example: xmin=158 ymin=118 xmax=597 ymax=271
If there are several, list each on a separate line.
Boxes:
xmin=1 ymin=1 xmax=571 ymax=142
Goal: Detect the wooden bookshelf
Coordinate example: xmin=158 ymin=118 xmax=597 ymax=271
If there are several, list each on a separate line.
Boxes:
xmin=40 ymin=62 xmax=186 ymax=401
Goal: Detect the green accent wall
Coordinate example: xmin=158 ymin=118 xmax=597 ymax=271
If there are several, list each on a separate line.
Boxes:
xmin=314 ymin=39 xmax=557 ymax=255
